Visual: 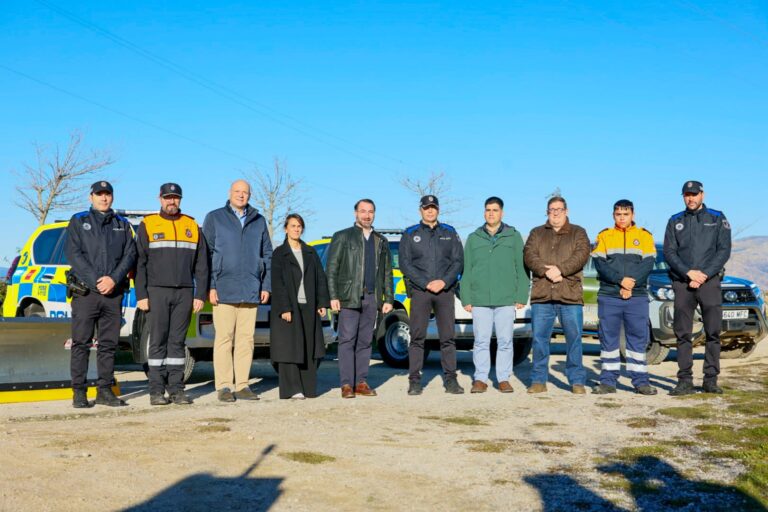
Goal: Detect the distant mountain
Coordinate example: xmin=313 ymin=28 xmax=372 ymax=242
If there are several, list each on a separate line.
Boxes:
xmin=728 ymin=236 xmax=768 ymax=292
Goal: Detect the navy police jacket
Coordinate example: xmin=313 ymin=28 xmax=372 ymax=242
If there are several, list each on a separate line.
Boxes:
xmin=398 ymin=222 xmax=463 ymax=294
xmin=65 ymin=208 xmax=137 ymax=292
xmin=663 ymin=204 xmax=731 ymax=283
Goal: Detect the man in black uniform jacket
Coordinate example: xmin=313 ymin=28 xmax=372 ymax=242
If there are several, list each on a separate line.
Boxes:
xmin=664 ymin=180 xmax=731 ymax=396
xmin=66 ymin=181 xmax=137 ymax=408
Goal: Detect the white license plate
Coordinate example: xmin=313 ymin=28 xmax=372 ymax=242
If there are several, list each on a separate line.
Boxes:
xmin=723 ymin=310 xmax=748 ymax=320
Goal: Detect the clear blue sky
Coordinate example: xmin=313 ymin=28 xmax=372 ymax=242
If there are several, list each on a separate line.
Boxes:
xmin=1 ymin=0 xmax=766 ymax=263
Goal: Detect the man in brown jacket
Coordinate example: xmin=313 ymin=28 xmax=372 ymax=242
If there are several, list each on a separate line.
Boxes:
xmin=523 ymin=196 xmax=591 ymax=394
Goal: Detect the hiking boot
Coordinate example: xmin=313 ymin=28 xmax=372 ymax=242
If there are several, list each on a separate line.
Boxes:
xmin=470 ymin=380 xmax=488 ymax=393
xmin=527 ymin=383 xmax=548 ymax=394
xmin=72 ymin=389 xmax=92 ymax=409
xmin=95 ymin=387 xmax=127 ymax=407
xmin=444 ymin=378 xmax=465 ymax=394
xmin=635 ymin=385 xmax=658 ymax=396
xmin=234 ymin=387 xmax=260 ymax=401
xmin=407 ymin=381 xmax=423 ymax=396
xmin=218 ymin=388 xmax=236 ymax=403
xmin=572 ymin=385 xmax=587 ymax=395
xmin=150 ymin=393 xmax=170 ymax=406
xmin=170 ymin=391 xmax=193 ymax=405
xmin=669 ymin=381 xmax=695 ymax=396
xmin=702 ymin=381 xmax=723 ymax=394
xmin=592 ymin=384 xmax=617 ymax=395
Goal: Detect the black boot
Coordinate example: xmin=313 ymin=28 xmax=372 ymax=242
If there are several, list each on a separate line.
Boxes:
xmin=72 ymin=388 xmax=92 ymax=409
xmin=702 ymin=381 xmax=723 ymax=394
xmin=444 ymin=377 xmax=465 ymax=394
xmin=669 ymin=381 xmax=695 ymax=396
xmin=170 ymin=391 xmax=193 ymax=405
xmin=95 ymin=387 xmax=127 ymax=407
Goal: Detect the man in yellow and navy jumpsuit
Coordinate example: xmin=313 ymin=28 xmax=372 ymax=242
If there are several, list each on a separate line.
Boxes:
xmin=136 ymin=183 xmax=208 ymax=405
xmin=592 ymin=199 xmax=657 ymax=395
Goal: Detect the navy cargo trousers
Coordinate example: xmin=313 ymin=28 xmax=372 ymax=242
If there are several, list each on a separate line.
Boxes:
xmin=597 ymin=295 xmax=651 ymax=388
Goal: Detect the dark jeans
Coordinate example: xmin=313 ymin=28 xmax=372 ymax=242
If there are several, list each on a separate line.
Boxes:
xmin=530 ymin=302 xmax=585 ymax=386
xmin=673 ymin=276 xmax=722 ymax=383
xmin=408 ymin=288 xmax=457 ymax=382
xmin=337 ymin=292 xmax=377 ymax=387
xmin=147 ymin=286 xmax=193 ymax=395
xmin=70 ymin=290 xmax=124 ymax=390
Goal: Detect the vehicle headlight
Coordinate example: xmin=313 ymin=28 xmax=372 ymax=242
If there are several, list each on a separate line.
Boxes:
xmin=723 ymin=290 xmax=738 ymax=303
xmin=653 ymin=287 xmax=674 ymax=300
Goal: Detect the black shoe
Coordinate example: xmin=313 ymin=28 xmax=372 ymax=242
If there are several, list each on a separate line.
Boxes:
xmin=444 ymin=378 xmax=465 ymax=394
xmin=150 ymin=393 xmax=170 ymax=406
xmin=170 ymin=392 xmax=193 ymax=405
xmin=407 ymin=381 xmax=423 ymax=396
xmin=669 ymin=381 xmax=695 ymax=396
xmin=72 ymin=389 xmax=93 ymax=409
xmin=95 ymin=387 xmax=127 ymax=407
xmin=702 ymin=381 xmax=723 ymax=394
xmin=592 ymin=384 xmax=617 ymax=395
xmin=217 ymin=388 xmax=236 ymax=403
xmin=635 ymin=385 xmax=658 ymax=396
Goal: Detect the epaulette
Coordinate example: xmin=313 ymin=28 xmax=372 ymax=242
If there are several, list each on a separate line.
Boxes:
xmin=73 ymin=211 xmax=90 ymax=219
xmin=670 ymin=211 xmax=685 ymax=221
xmin=640 ymin=227 xmax=652 ymax=235
xmin=404 ymin=224 xmax=420 ymax=235
xmin=438 ymin=223 xmax=456 ymax=232
xmin=598 ymin=227 xmax=610 ymax=234
xmin=115 ymin=215 xmax=130 ymax=224
xmin=704 ymin=208 xmax=722 ymax=217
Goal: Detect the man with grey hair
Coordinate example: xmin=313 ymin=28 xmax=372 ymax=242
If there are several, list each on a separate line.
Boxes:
xmin=203 ymin=180 xmax=273 ymax=402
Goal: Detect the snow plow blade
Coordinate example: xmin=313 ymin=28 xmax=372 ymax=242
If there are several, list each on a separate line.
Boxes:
xmin=0 ymin=317 xmax=119 ymax=404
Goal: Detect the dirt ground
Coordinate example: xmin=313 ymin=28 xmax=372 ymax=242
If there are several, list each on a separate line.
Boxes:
xmin=1 ymin=338 xmax=766 ymax=512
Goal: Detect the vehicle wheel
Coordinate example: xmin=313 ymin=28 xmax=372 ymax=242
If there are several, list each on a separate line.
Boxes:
xmin=22 ymin=302 xmax=45 ymax=318
xmin=376 ymin=310 xmax=429 ymax=369
xmin=720 ymin=343 xmax=757 ymax=359
xmin=619 ymin=323 xmax=669 ymax=365
xmin=141 ymin=323 xmax=196 ymax=382
xmin=513 ymin=337 xmax=533 ymax=366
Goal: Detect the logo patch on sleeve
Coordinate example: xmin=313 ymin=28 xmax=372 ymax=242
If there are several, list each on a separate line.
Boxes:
xmin=186 ymin=229 xmax=193 ymax=238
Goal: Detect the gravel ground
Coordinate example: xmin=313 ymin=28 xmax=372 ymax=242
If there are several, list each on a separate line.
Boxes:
xmin=1 ymin=338 xmax=766 ymax=511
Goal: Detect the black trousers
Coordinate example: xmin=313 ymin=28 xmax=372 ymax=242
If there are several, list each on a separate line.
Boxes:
xmin=278 ymin=303 xmax=319 ymax=399
xmin=408 ymin=288 xmax=457 ymax=382
xmin=147 ymin=286 xmax=193 ymax=395
xmin=70 ymin=290 xmax=123 ymax=390
xmin=672 ymin=276 xmax=722 ymax=383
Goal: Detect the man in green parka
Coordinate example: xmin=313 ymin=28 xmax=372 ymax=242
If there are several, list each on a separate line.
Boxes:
xmin=461 ymin=196 xmax=530 ymax=393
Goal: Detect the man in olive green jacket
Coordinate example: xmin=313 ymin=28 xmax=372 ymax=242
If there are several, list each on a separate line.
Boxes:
xmin=461 ymin=197 xmax=530 ymax=393
xmin=523 ymin=196 xmax=591 ymax=395
xmin=326 ymin=199 xmax=394 ymax=398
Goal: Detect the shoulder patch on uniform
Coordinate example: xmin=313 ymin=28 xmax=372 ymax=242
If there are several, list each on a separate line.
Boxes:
xmin=404 ymin=224 xmax=420 ymax=235
xmin=670 ymin=211 xmax=685 ymax=221
xmin=438 ymin=223 xmax=456 ymax=233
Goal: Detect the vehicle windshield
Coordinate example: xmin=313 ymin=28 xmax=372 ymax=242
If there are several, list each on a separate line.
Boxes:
xmin=652 ymin=247 xmax=669 ymax=272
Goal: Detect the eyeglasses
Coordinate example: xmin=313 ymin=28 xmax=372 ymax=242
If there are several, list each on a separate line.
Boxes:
xmin=547 ymin=208 xmax=565 ymax=214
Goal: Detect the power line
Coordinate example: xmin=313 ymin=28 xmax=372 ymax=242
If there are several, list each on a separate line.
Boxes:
xmin=35 ymin=0 xmax=409 ymax=173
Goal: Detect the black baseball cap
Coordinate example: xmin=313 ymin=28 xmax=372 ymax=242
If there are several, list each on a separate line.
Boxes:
xmin=90 ymin=180 xmax=113 ymax=194
xmin=682 ymin=180 xmax=703 ymax=194
xmin=420 ymin=195 xmax=439 ymax=208
xmin=160 ymin=183 xmax=183 ymax=198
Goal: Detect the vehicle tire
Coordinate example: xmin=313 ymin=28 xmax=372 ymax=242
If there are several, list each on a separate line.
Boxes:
xmin=513 ymin=337 xmax=533 ymax=366
xmin=141 ymin=319 xmax=196 ymax=383
xmin=619 ymin=323 xmax=670 ymax=365
xmin=720 ymin=343 xmax=757 ymax=359
xmin=376 ymin=310 xmax=429 ymax=369
xmin=22 ymin=302 xmax=45 ymax=318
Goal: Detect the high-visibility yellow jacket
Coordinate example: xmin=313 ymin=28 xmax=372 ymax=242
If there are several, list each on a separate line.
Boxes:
xmin=592 ymin=224 xmax=656 ymax=297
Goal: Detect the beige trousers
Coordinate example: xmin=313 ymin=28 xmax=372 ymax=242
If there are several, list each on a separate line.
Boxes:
xmin=212 ymin=303 xmax=257 ymax=391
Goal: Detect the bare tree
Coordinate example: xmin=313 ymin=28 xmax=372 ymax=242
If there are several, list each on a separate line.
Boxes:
xmin=398 ymin=170 xmax=465 ymax=224
xmin=246 ymin=157 xmax=313 ymax=240
xmin=14 ymin=131 xmax=115 ymax=224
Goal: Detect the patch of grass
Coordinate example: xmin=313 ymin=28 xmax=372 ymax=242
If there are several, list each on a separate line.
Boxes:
xmin=280 ymin=451 xmax=336 ymax=465
xmin=202 ymin=417 xmax=233 ymax=423
xmin=614 ymin=445 xmax=671 ymax=461
xmin=533 ymin=440 xmax=575 ymax=448
xmin=655 ymin=406 xmax=712 ymax=420
xmin=626 ymin=417 xmax=658 ymax=429
xmin=531 ymin=422 xmax=560 ymax=427
xmin=420 ymin=415 xmax=488 ymax=426
xmin=492 ymin=479 xmax=514 ymax=486
xmin=697 ymin=424 xmax=737 ymax=444
xmin=596 ymin=402 xmax=621 ymax=409
xmin=458 ymin=439 xmax=518 ymax=453
xmin=195 ymin=425 xmax=231 ymax=433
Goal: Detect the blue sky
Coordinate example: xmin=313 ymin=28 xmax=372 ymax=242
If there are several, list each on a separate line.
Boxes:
xmin=1 ymin=0 xmax=766 ymax=262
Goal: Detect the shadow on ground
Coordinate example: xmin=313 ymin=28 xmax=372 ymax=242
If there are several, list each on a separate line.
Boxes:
xmin=524 ymin=455 xmax=765 ymax=512
xmin=122 ymin=445 xmax=282 ymax=512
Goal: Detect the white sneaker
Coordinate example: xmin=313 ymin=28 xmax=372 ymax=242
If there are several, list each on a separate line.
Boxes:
xmin=291 ymin=392 xmax=306 ymax=400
